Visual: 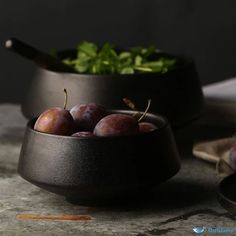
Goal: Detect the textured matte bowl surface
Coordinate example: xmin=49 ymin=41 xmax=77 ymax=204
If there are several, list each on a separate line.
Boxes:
xmin=18 ymin=110 xmax=181 ymax=205
xmin=21 ymin=52 xmax=203 ymax=128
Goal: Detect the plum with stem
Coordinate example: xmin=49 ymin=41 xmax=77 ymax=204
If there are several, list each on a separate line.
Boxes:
xmin=123 ymin=97 xmax=158 ymax=133
xmin=94 ymin=99 xmax=154 ymax=137
xmin=94 ymin=114 xmax=139 ymax=137
xmin=34 ymin=89 xmax=75 ymax=135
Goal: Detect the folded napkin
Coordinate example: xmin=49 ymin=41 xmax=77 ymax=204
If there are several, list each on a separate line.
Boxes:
xmin=193 ymin=137 xmax=236 ymax=176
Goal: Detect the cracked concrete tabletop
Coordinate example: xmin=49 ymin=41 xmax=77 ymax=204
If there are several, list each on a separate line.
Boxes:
xmin=0 ymin=104 xmax=235 ymax=236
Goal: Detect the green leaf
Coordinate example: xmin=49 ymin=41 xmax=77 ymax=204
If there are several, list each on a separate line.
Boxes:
xmin=78 ymin=51 xmax=91 ymax=61
xmin=120 ymin=67 xmax=134 ymax=74
xmin=61 ymin=41 xmax=176 ymax=74
xmin=74 ymin=60 xmax=89 ymax=73
xmin=142 ymin=60 xmax=163 ymax=68
xmin=134 ymin=55 xmax=142 ymax=66
xmin=63 ymin=58 xmax=74 ymax=65
xmin=134 ymin=66 xmax=153 ymax=72
xmin=78 ymin=41 xmax=98 ymax=57
xmin=119 ymin=52 xmax=131 ymax=60
xmin=141 ymin=46 xmax=156 ymax=57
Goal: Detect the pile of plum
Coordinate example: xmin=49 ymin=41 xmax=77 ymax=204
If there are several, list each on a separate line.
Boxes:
xmin=34 ymin=90 xmax=157 ymax=138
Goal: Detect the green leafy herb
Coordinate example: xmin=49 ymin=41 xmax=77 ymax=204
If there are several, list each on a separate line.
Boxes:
xmin=62 ymin=41 xmax=176 ymax=74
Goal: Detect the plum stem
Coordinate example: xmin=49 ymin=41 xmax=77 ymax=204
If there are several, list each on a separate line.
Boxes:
xmin=63 ymin=88 xmax=68 ymax=110
xmin=138 ymin=99 xmax=152 ymax=122
xmin=123 ymin=97 xmax=152 ymax=121
xmin=123 ymin=97 xmax=141 ymax=119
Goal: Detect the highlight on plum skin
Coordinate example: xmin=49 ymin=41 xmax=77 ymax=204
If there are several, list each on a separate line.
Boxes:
xmin=93 ymin=114 xmax=139 ymax=137
xmin=71 ymin=131 xmax=95 ymax=138
xmin=138 ymin=122 xmax=158 ymax=133
xmin=70 ymin=103 xmax=107 ymax=132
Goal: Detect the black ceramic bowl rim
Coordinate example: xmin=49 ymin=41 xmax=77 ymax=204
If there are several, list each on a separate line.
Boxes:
xmin=29 ymin=109 xmax=169 ymax=140
xmin=49 ymin=50 xmax=193 ymax=77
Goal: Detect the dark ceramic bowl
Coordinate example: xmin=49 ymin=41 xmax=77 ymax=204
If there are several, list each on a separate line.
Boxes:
xmin=18 ymin=110 xmax=181 ymax=205
xmin=21 ymin=51 xmax=204 ymax=128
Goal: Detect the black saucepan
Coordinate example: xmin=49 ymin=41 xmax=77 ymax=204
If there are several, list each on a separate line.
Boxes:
xmin=21 ymin=53 xmax=203 ymax=129
xmin=6 ymin=38 xmax=204 ymax=127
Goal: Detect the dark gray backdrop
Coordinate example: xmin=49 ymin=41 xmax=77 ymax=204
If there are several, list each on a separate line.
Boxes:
xmin=1 ymin=0 xmax=236 ymax=103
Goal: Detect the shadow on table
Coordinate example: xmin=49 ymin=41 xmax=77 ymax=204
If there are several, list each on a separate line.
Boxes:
xmin=55 ymin=177 xmax=217 ymax=213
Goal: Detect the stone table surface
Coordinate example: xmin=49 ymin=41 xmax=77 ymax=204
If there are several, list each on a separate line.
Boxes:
xmin=0 ymin=104 xmax=235 ymax=236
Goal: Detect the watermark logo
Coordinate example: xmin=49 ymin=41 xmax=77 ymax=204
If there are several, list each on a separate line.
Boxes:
xmin=193 ymin=226 xmax=205 ymax=234
xmin=193 ymin=226 xmax=235 ymax=234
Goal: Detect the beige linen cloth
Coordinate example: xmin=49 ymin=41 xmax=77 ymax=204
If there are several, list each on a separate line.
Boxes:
xmin=193 ymin=78 xmax=236 ymax=176
xmin=193 ymin=137 xmax=236 ymax=176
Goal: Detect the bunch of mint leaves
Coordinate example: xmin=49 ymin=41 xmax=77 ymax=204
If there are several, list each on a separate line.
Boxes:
xmin=62 ymin=41 xmax=176 ymax=75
